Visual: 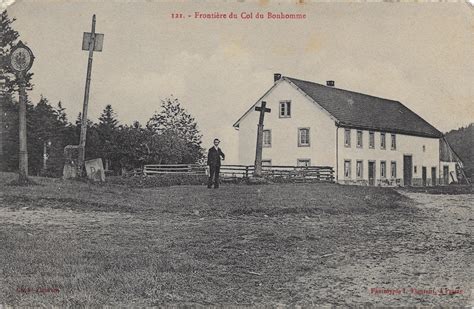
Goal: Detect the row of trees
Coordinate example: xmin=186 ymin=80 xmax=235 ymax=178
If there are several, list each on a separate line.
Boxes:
xmin=1 ymin=10 xmax=203 ymax=177
xmin=84 ymin=98 xmax=204 ymax=173
xmin=1 ymin=95 xmax=204 ymax=177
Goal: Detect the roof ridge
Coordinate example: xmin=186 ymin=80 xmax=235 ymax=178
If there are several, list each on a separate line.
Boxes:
xmin=283 ymin=76 xmax=401 ymax=104
xmin=234 ymin=75 xmax=442 ymax=139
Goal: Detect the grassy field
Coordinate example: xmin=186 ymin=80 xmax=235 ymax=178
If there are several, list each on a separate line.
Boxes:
xmin=0 ymin=172 xmax=472 ymax=306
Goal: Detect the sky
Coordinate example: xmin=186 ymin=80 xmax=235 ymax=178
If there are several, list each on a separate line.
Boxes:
xmin=5 ymin=0 xmax=474 ymax=163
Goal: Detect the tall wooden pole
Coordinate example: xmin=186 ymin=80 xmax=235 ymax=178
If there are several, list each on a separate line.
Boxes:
xmin=78 ymin=14 xmax=96 ymax=175
xmin=18 ymin=73 xmax=28 ymax=183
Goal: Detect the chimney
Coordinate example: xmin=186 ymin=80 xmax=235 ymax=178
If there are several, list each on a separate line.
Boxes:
xmin=326 ymin=80 xmax=335 ymax=87
xmin=274 ymin=73 xmax=282 ymax=83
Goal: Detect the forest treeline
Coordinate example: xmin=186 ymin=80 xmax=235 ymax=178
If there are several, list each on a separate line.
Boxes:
xmin=0 ymin=96 xmax=204 ymax=176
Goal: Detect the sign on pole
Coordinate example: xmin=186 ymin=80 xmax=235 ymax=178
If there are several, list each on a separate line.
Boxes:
xmin=78 ymin=14 xmax=104 ymax=176
xmin=82 ymin=32 xmax=104 ymax=52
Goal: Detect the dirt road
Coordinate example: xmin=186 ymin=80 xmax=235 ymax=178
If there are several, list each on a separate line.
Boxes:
xmin=0 ymin=178 xmax=472 ymax=306
xmin=308 ymin=191 xmax=474 ymax=306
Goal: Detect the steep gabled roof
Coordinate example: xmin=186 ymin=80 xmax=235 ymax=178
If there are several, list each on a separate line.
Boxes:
xmin=234 ymin=76 xmax=442 ymax=138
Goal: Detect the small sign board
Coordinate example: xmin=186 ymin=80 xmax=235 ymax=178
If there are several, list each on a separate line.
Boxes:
xmin=82 ymin=32 xmax=104 ymax=52
xmin=85 ymin=158 xmax=105 ymax=182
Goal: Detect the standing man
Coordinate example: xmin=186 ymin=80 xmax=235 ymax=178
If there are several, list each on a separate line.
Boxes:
xmin=207 ymin=138 xmax=225 ymax=189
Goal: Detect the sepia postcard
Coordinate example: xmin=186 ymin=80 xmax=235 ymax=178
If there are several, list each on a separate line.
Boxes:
xmin=0 ymin=0 xmax=473 ymax=307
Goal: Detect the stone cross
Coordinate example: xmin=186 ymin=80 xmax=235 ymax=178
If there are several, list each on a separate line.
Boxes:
xmin=254 ymin=101 xmax=271 ymax=177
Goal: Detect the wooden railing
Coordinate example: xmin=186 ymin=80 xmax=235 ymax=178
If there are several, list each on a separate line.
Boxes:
xmin=143 ymin=164 xmax=207 ymax=175
xmin=143 ymin=164 xmax=334 ymax=182
xmin=220 ymin=165 xmax=254 ymax=178
xmin=261 ymin=165 xmax=334 ymax=182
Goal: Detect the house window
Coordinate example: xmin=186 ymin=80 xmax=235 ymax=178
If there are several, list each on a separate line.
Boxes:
xmin=414 ymin=165 xmax=417 ymax=174
xmin=356 ymin=160 xmax=363 ymax=179
xmin=297 ymin=159 xmax=311 ymax=167
xmin=279 ymin=101 xmax=291 ymax=118
xmin=380 ymin=133 xmax=386 ymax=149
xmin=262 ymin=160 xmax=272 ymax=166
xmin=344 ymin=160 xmax=351 ymax=179
xmin=380 ymin=161 xmax=386 ymax=178
xmin=356 ymin=130 xmax=363 ymax=148
xmin=422 ymin=145 xmax=426 ymax=152
xmin=369 ymin=132 xmax=375 ymax=148
xmin=391 ymin=134 xmax=396 ymax=150
xmin=263 ymin=130 xmax=271 ymax=147
xmin=391 ymin=161 xmax=397 ymax=178
xmin=344 ymin=129 xmax=351 ymax=147
xmin=298 ymin=128 xmax=310 ymax=147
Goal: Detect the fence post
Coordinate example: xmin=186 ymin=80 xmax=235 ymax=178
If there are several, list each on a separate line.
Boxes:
xmin=245 ymin=166 xmax=249 ymax=178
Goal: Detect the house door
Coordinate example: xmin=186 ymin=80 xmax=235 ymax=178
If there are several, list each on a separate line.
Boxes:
xmin=443 ymin=166 xmax=449 ymax=185
xmin=403 ymin=155 xmax=412 ymax=186
xmin=368 ymin=161 xmax=375 ymax=186
xmin=422 ymin=167 xmax=427 ymax=186
xmin=431 ymin=167 xmax=436 ymax=186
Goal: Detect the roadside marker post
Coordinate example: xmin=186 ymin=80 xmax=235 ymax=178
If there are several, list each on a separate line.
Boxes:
xmin=78 ymin=14 xmax=104 ymax=176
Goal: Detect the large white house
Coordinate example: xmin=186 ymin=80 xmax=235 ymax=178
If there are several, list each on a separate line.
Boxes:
xmin=233 ymin=74 xmax=459 ymax=186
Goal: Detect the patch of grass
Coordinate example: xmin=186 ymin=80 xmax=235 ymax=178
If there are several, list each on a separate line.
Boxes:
xmin=401 ymin=185 xmax=473 ymax=195
xmin=1 ymin=195 xmax=136 ymax=213
xmin=107 ymin=174 xmax=208 ymax=188
xmin=7 ymin=177 xmax=40 ymax=187
xmin=0 ymin=172 xmax=471 ymax=306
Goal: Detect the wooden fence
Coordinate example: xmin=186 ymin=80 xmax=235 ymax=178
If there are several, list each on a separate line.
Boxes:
xmin=143 ymin=164 xmax=334 ymax=182
xmin=143 ymin=164 xmax=206 ymax=175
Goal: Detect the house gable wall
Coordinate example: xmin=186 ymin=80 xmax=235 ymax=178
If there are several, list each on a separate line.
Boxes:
xmin=237 ymin=80 xmax=336 ymax=166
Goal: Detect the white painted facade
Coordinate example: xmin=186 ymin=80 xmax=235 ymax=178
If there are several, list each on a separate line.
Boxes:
xmin=236 ymin=80 xmax=337 ymax=167
xmin=235 ymin=78 xmax=445 ymax=186
xmin=336 ymin=128 xmax=440 ymax=185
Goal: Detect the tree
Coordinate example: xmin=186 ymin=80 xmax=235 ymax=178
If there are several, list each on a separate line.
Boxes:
xmin=445 ymin=123 xmax=474 ymax=178
xmin=97 ymin=104 xmax=119 ymax=170
xmin=98 ymin=104 xmax=118 ymax=128
xmin=55 ymin=101 xmax=68 ymax=125
xmin=27 ymin=96 xmax=74 ymax=176
xmin=147 ymin=97 xmax=203 ymax=164
xmin=0 ymin=93 xmax=19 ymax=171
xmin=114 ymin=121 xmax=153 ymax=169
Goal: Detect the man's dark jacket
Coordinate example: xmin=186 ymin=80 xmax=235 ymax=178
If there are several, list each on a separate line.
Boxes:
xmin=207 ymin=147 xmax=225 ymax=166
